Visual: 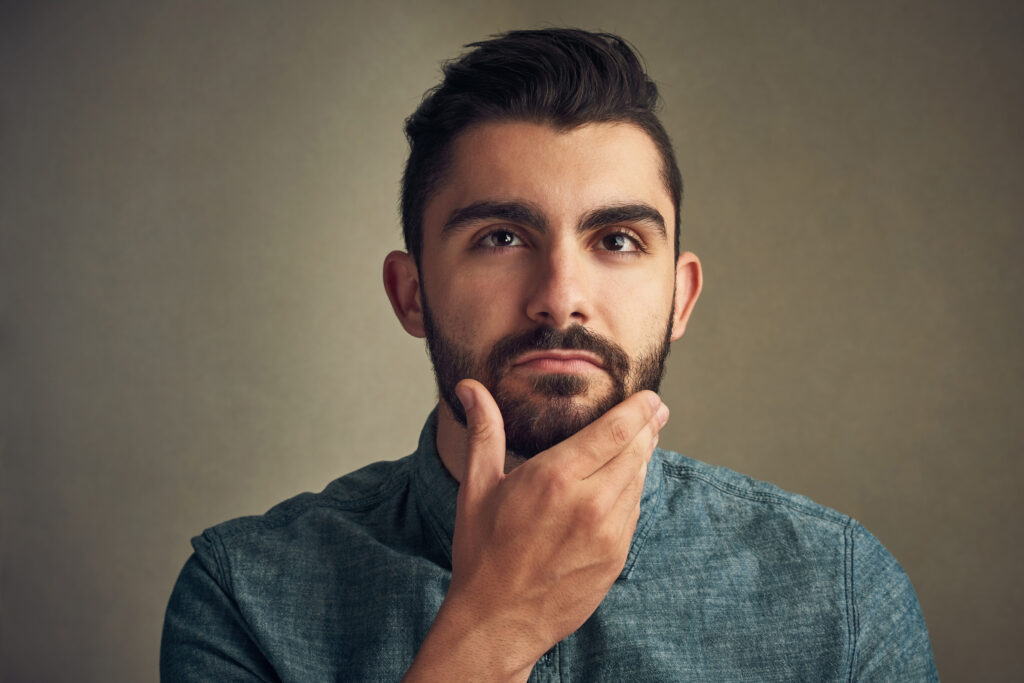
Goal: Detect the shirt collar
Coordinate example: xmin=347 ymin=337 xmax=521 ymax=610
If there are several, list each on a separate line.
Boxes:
xmin=410 ymin=407 xmax=665 ymax=580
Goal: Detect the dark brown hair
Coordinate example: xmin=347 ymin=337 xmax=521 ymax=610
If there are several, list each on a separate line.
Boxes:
xmin=401 ymin=28 xmax=683 ymax=265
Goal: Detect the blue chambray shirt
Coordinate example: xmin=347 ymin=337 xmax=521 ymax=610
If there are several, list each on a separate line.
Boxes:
xmin=161 ymin=411 xmax=938 ymax=681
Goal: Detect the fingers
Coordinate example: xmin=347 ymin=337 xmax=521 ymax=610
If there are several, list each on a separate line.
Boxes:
xmin=614 ymin=461 xmax=647 ymax=531
xmin=549 ymin=390 xmax=666 ymax=481
xmin=455 ymin=379 xmax=506 ymax=503
xmin=589 ymin=401 xmax=666 ymax=485
xmin=611 ymin=461 xmax=647 ymax=543
xmin=588 ymin=402 xmax=666 ymax=516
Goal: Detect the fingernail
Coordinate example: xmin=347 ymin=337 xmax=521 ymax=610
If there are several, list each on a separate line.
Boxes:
xmin=455 ymin=384 xmax=475 ymax=412
xmin=656 ymin=404 xmax=669 ymax=427
xmin=647 ymin=392 xmax=661 ymax=410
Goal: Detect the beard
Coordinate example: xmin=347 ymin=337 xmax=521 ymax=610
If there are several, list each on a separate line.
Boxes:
xmin=421 ymin=297 xmax=674 ymax=458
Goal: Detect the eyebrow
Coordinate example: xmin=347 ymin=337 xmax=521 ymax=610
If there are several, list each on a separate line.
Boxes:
xmin=440 ymin=199 xmax=667 ymax=240
xmin=578 ymin=204 xmax=667 ymax=240
xmin=441 ymin=200 xmax=548 ymax=236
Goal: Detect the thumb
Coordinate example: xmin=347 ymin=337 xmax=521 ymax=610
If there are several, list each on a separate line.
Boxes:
xmin=454 ymin=379 xmax=505 ymax=497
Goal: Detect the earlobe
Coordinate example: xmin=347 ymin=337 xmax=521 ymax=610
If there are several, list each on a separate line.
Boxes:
xmin=383 ymin=250 xmax=426 ymax=338
xmin=670 ymin=252 xmax=702 ymax=341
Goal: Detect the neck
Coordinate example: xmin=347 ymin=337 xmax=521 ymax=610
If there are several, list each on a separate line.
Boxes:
xmin=435 ymin=400 xmax=526 ymax=483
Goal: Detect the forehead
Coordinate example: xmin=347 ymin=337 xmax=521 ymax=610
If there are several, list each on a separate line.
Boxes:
xmin=422 ymin=120 xmax=674 ymax=238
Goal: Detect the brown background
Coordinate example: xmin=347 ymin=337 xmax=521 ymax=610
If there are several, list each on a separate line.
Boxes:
xmin=2 ymin=1 xmax=1021 ymax=680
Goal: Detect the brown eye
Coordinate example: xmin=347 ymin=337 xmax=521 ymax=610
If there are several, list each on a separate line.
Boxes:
xmin=601 ymin=233 xmax=638 ymax=252
xmin=479 ymin=229 xmax=524 ymax=249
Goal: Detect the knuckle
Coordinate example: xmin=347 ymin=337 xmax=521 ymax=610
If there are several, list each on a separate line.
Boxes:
xmin=469 ymin=417 xmax=494 ymax=441
xmin=575 ymin=440 xmax=603 ymax=468
xmin=622 ymin=439 xmax=646 ymax=469
xmin=548 ymin=470 xmax=572 ymax=497
xmin=575 ymin=496 xmax=605 ymax=527
xmin=593 ymin=523 xmax=620 ymax=552
xmin=607 ymin=417 xmax=631 ymax=447
xmin=537 ymin=462 xmax=571 ymax=496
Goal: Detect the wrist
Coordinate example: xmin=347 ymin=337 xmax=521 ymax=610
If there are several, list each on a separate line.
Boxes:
xmin=404 ymin=592 xmax=542 ymax=682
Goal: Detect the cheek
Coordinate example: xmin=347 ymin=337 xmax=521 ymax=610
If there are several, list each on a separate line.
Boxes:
xmin=434 ymin=269 xmax=526 ymax=323
xmin=602 ymin=304 xmax=675 ymax=370
xmin=427 ymin=285 xmax=506 ymax=354
xmin=598 ymin=276 xmax=673 ymax=327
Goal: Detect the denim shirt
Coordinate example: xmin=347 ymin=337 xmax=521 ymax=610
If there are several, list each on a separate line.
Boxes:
xmin=161 ymin=411 xmax=938 ymax=681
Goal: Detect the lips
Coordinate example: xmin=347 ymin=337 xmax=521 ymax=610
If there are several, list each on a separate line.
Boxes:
xmin=511 ymin=349 xmax=606 ymax=372
xmin=483 ymin=324 xmax=629 ymax=383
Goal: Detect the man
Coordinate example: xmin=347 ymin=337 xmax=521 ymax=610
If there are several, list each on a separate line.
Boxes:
xmin=161 ymin=29 xmax=937 ymax=681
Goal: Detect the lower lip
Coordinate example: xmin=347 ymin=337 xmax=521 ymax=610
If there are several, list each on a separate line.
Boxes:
xmin=514 ymin=358 xmax=603 ymax=374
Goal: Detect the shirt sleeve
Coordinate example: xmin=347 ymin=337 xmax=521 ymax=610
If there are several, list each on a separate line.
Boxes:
xmin=160 ymin=532 xmax=280 ymax=682
xmin=849 ymin=522 xmax=939 ymax=682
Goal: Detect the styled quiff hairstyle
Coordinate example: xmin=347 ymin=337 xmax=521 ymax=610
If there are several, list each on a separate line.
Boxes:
xmin=400 ymin=28 xmax=683 ymax=266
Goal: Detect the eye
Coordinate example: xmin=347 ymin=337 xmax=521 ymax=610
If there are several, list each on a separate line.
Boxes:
xmin=599 ymin=232 xmax=642 ymax=253
xmin=479 ymin=229 xmax=525 ymax=249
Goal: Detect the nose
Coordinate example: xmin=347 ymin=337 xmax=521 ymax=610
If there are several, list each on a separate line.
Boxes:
xmin=524 ymin=243 xmax=591 ymax=328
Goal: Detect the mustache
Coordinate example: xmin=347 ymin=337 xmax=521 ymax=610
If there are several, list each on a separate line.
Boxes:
xmin=485 ymin=324 xmax=630 ymax=379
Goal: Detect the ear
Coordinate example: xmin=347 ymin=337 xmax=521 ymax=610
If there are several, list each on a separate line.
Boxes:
xmin=669 ymin=251 xmax=702 ymax=341
xmin=383 ymin=250 xmax=426 ymax=338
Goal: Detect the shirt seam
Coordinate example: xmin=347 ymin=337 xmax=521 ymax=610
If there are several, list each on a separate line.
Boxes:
xmin=660 ymin=461 xmax=847 ymax=526
xmin=207 ymin=527 xmax=234 ymax=596
xmin=202 ymin=528 xmax=284 ymax=679
xmin=320 ymin=460 xmax=412 ymax=512
xmin=844 ymin=518 xmax=858 ymax=682
xmin=210 ymin=462 xmax=414 ymax=547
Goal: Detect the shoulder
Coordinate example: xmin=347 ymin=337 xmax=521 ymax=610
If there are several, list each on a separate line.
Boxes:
xmin=191 ymin=456 xmax=414 ymax=574
xmin=654 ymin=448 xmax=850 ymax=532
xmin=653 ymin=449 xmax=916 ymax=563
xmin=649 ymin=448 xmax=897 ymax=599
xmin=652 ymin=449 xmax=937 ymax=679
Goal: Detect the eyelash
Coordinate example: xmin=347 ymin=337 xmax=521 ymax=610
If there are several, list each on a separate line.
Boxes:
xmin=476 ymin=229 xmax=525 ymax=250
xmin=474 ymin=228 xmax=648 ymax=254
xmin=599 ymin=230 xmax=647 ymax=254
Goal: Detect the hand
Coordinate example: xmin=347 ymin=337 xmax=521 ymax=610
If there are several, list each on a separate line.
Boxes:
xmin=405 ymin=379 xmax=669 ymax=681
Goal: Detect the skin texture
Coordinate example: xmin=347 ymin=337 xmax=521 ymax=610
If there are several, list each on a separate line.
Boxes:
xmin=383 ymin=121 xmax=702 ymax=680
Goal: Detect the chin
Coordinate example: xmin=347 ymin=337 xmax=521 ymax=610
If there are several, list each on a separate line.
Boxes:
xmin=493 ymin=376 xmax=626 ymax=457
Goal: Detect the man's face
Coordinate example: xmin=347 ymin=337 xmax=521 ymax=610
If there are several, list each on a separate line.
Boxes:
xmin=417 ymin=121 xmax=686 ymax=456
